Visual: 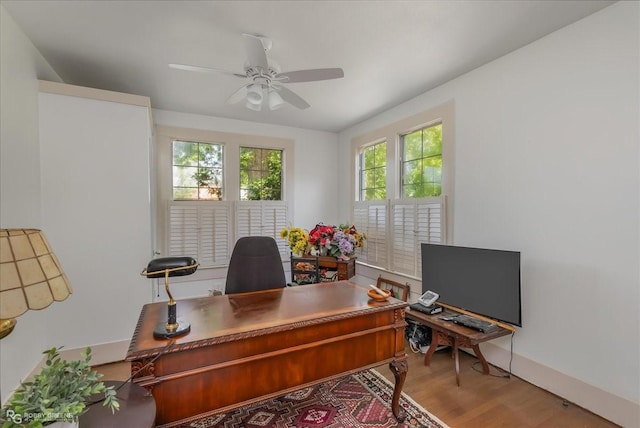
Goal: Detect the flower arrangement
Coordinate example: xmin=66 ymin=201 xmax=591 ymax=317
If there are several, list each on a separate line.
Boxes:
xmin=282 ymin=223 xmax=366 ymax=260
xmin=309 ymin=223 xmax=366 ymax=259
xmin=279 ymin=226 xmax=309 ymax=256
xmin=308 ymin=224 xmax=335 ymax=252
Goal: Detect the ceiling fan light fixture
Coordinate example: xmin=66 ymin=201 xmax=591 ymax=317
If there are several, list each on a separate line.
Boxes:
xmin=268 ymin=89 xmax=284 ymax=110
xmin=246 ymin=84 xmax=263 ymax=105
xmin=246 ymin=100 xmax=262 ymax=111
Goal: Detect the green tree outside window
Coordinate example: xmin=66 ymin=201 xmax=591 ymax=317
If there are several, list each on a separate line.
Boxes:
xmin=173 ymin=140 xmax=223 ymax=200
xmin=401 ymin=124 xmax=442 ymax=198
xmin=240 ymin=147 xmax=283 ymax=200
xmin=360 ymin=141 xmax=387 ymax=200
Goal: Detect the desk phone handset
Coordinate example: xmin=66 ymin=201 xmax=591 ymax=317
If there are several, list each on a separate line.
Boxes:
xmin=418 ymin=290 xmax=439 ymax=307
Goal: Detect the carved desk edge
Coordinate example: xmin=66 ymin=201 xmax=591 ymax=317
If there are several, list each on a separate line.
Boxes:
xmin=126 ymin=300 xmax=408 ymax=360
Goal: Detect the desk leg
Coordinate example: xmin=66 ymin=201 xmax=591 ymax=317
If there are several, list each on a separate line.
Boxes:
xmin=472 ymin=344 xmax=490 ymax=374
xmin=389 ymin=359 xmax=408 ymax=422
xmin=453 ymin=338 xmax=461 ymax=387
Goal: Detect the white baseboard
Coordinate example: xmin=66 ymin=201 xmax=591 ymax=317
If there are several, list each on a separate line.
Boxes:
xmin=481 ymin=341 xmax=639 ymax=428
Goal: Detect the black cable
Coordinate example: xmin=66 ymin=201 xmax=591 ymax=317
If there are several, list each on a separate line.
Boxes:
xmin=509 ymin=330 xmax=515 ymax=377
xmin=470 ymin=331 xmax=516 ymax=379
xmin=87 ymin=339 xmax=176 ymax=407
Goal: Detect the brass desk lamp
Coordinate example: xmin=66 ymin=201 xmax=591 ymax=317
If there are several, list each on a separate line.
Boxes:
xmin=141 ymin=256 xmax=198 ymax=339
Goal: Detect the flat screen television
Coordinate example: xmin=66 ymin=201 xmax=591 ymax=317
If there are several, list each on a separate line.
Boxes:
xmin=421 ymin=243 xmax=522 ymax=327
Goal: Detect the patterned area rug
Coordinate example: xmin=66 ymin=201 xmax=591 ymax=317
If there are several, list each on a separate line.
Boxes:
xmin=180 ymin=369 xmax=448 ymax=428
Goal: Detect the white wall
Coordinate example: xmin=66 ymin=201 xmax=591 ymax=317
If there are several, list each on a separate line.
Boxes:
xmin=38 ymin=90 xmax=153 ymax=349
xmin=0 ymin=5 xmax=63 ymax=403
xmin=338 ymin=3 xmax=639 ymax=426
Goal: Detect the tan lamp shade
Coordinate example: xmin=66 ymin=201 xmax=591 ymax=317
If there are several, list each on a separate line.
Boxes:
xmin=0 ymin=229 xmax=72 ymax=319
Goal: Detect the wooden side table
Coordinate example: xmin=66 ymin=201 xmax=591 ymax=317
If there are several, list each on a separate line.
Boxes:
xmin=317 ymin=255 xmax=355 ymax=280
xmin=79 ymin=381 xmax=155 ymax=427
xmin=406 ymin=309 xmax=511 ymax=386
xmin=290 ymin=255 xmax=356 ymax=282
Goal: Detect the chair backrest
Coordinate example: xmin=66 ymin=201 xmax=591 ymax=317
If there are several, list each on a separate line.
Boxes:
xmin=225 ymin=236 xmax=287 ymax=295
xmin=376 ymin=275 xmax=410 ymax=302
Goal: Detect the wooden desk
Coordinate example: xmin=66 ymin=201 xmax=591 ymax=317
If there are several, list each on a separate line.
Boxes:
xmin=406 ymin=309 xmax=511 ymax=386
xmin=126 ymin=281 xmax=408 ymax=427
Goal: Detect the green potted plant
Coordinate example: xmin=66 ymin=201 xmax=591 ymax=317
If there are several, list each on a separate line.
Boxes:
xmin=0 ymin=347 xmax=119 ymax=427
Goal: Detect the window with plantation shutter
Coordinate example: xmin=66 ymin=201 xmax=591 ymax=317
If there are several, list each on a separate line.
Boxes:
xmin=353 ymin=201 xmax=388 ymax=268
xmin=351 ymin=102 xmax=453 ymax=278
xmin=390 ymin=197 xmax=445 ymax=277
xmin=156 ymin=126 xmax=294 ymax=276
xmin=236 ymin=201 xmax=289 ymax=258
xmin=168 ymin=202 xmax=231 ymax=267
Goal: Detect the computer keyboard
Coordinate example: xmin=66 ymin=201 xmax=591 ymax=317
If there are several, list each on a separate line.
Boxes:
xmin=451 ymin=314 xmax=499 ymax=333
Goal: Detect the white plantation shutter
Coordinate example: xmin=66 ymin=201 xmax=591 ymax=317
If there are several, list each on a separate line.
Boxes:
xmin=236 ymin=201 xmax=289 ymax=258
xmin=353 ymin=201 xmax=388 ymax=268
xmin=169 ymin=202 xmax=231 ymax=267
xmin=390 ymin=196 xmax=445 ymax=277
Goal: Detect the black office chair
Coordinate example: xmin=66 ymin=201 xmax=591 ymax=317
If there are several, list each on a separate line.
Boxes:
xmin=225 ymin=236 xmax=287 ymax=295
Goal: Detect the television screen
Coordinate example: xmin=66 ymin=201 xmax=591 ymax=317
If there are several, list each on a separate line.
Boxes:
xmin=421 ymin=243 xmax=522 ymax=327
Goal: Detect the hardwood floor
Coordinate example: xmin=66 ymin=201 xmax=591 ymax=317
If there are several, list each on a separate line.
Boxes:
xmin=93 ymin=345 xmax=618 ymax=428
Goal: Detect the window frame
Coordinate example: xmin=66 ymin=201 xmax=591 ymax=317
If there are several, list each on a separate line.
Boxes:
xmin=358 ymin=139 xmax=387 ymax=201
xmin=400 ymin=122 xmax=443 ymax=199
xmin=351 ymin=102 xmax=454 ymax=278
xmin=155 ymin=125 xmax=294 ymax=276
xmin=172 ymin=139 xmax=225 ymax=201
xmin=239 ymin=146 xmax=284 ymax=201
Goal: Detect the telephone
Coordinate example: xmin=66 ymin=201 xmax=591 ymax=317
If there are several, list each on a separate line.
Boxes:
xmin=418 ymin=290 xmax=439 ymax=307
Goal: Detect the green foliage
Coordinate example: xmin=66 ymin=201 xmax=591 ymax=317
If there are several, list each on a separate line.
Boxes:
xmin=173 ymin=140 xmax=223 ymax=200
xmin=402 ymin=124 xmax=442 ymax=198
xmin=240 ymin=147 xmax=282 ymax=200
xmin=0 ymin=347 xmax=119 ymax=427
xmin=360 ymin=141 xmax=387 ymax=200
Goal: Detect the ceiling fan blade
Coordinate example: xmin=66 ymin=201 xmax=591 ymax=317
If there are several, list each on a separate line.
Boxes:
xmin=276 ymin=68 xmax=344 ymax=83
xmin=226 ymin=84 xmax=250 ymax=104
xmin=169 ymin=63 xmax=246 ymax=78
xmin=242 ymin=33 xmax=269 ymax=71
xmin=273 ymin=85 xmax=310 ymax=110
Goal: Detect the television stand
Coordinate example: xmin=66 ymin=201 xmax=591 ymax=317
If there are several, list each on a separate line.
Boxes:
xmin=406 ymin=307 xmax=512 ymax=386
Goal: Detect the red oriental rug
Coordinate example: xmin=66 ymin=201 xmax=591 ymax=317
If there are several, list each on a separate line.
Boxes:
xmin=179 ymin=369 xmax=448 ymax=428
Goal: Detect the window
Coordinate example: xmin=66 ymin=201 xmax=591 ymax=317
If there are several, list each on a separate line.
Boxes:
xmin=352 ymin=103 xmax=453 ymax=278
xmin=359 ymin=141 xmax=386 ymax=200
xmin=156 ymin=126 xmax=294 ymax=272
xmin=401 ymin=124 xmax=442 ymax=198
xmin=240 ymin=147 xmax=282 ymax=200
xmin=173 ymin=140 xmax=223 ymax=200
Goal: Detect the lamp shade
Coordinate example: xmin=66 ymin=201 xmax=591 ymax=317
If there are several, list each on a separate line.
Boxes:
xmin=0 ymin=229 xmax=72 ymax=319
xmin=268 ymin=89 xmax=284 ymax=110
xmin=246 ymin=84 xmax=263 ymax=105
xmin=246 ymin=100 xmax=262 ymax=111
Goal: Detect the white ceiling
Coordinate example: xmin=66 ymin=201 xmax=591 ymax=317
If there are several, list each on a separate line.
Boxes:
xmin=3 ymin=0 xmax=614 ymax=133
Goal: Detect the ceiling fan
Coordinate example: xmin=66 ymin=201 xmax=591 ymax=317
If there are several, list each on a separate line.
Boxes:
xmin=169 ymin=33 xmax=344 ymax=111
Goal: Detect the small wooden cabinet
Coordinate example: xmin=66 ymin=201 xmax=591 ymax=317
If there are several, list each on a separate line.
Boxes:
xmin=290 ymin=255 xmax=356 ymax=284
xmin=317 ymin=255 xmax=356 ymax=280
